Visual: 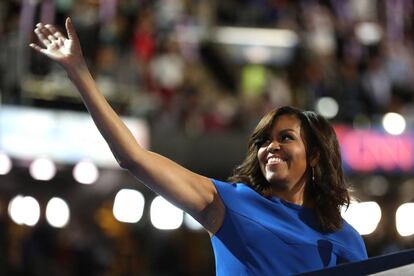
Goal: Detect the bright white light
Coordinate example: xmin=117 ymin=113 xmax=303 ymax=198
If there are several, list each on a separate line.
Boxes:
xmin=8 ymin=195 xmax=25 ymax=225
xmin=214 ymin=27 xmax=299 ymax=48
xmin=8 ymin=195 xmax=40 ymax=226
xmin=184 ymin=213 xmax=203 ymax=231
xmin=382 ymin=112 xmax=406 ymax=135
xmin=22 ymin=196 xmax=41 ymax=226
xmin=29 ymin=157 xmax=56 ymax=181
xmin=0 ymin=152 xmax=12 ymax=175
xmin=73 ymin=160 xmax=99 ymax=185
xmin=355 ymin=22 xmax=382 ymax=45
xmin=46 ymin=197 xmax=70 ymax=228
xmin=243 ymin=46 xmax=272 ymax=64
xmin=113 ymin=189 xmax=145 ymax=223
xmin=150 ymin=196 xmax=183 ymax=230
xmin=341 ymin=201 xmax=381 ymax=235
xmin=396 ymin=203 xmax=414 ymax=237
xmin=316 ymin=97 xmax=339 ymax=119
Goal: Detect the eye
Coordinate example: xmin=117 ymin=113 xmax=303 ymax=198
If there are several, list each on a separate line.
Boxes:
xmin=254 ymin=137 xmax=270 ymax=147
xmin=280 ymin=134 xmax=294 ymax=142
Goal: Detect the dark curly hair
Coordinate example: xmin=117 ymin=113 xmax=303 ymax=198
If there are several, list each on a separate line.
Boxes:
xmin=228 ymin=106 xmax=349 ymax=232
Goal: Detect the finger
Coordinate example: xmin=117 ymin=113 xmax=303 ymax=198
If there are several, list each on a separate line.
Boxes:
xmin=29 ymin=43 xmax=47 ymax=54
xmin=56 ymin=37 xmax=65 ymax=47
xmin=44 ymin=24 xmax=66 ymax=40
xmin=34 ymin=27 xmax=51 ymax=46
xmin=65 ymin=17 xmax=79 ymax=41
xmin=35 ymin=23 xmax=54 ymax=43
xmin=47 ymin=34 xmax=60 ymax=44
xmin=36 ymin=22 xmax=52 ymax=35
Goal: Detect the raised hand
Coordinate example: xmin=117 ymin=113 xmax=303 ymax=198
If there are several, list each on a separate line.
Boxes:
xmin=30 ymin=17 xmax=85 ymax=69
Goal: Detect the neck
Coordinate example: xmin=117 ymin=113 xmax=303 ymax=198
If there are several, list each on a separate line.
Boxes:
xmin=271 ymin=179 xmax=312 ymax=208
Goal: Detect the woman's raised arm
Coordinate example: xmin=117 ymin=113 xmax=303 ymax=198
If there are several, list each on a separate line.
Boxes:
xmin=30 ymin=18 xmax=224 ymax=234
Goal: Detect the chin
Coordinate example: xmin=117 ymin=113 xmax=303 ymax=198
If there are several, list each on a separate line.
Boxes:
xmin=266 ymin=177 xmax=289 ymax=190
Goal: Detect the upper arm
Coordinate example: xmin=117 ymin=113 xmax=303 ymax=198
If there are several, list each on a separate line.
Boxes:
xmin=123 ymin=149 xmax=225 ymax=234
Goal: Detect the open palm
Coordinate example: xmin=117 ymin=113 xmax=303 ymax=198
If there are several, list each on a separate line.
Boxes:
xmin=30 ymin=18 xmax=85 ymax=68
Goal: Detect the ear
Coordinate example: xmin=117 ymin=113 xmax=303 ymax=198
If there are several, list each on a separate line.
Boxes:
xmin=309 ymin=150 xmax=320 ymax=167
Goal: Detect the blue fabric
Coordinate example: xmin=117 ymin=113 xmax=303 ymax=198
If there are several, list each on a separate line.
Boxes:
xmin=210 ymin=179 xmax=368 ymax=276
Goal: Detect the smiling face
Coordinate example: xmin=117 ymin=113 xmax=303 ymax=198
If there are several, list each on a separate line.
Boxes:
xmin=257 ymin=114 xmax=309 ymax=194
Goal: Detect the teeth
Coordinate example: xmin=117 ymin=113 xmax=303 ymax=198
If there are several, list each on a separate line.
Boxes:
xmin=267 ymin=157 xmax=283 ymax=164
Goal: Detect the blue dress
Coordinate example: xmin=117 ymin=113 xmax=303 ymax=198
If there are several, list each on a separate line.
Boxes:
xmin=210 ymin=179 xmax=368 ymax=275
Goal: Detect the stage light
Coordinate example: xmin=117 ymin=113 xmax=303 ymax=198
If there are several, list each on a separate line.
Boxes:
xmin=113 ymin=189 xmax=145 ymax=223
xmin=341 ymin=201 xmax=381 ymax=235
xmin=150 ymin=196 xmax=183 ymax=230
xmin=0 ymin=152 xmax=12 ymax=175
xmin=73 ymin=160 xmax=99 ymax=185
xmin=22 ymin=196 xmax=41 ymax=226
xmin=184 ymin=213 xmax=203 ymax=231
xmin=29 ymin=157 xmax=56 ymax=181
xmin=382 ymin=112 xmax=406 ymax=135
xmin=46 ymin=197 xmax=70 ymax=228
xmin=8 ymin=195 xmax=25 ymax=225
xmin=315 ymin=97 xmax=338 ymax=119
xmin=396 ymin=203 xmax=414 ymax=237
xmin=8 ymin=195 xmax=40 ymax=226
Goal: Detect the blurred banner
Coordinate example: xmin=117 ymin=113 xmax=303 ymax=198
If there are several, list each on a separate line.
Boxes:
xmin=335 ymin=126 xmax=414 ymax=173
xmin=0 ymin=105 xmax=149 ymax=167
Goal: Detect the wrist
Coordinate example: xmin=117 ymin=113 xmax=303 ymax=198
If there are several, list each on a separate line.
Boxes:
xmin=65 ymin=61 xmax=89 ymax=78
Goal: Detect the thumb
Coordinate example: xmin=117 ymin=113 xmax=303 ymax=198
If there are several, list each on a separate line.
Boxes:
xmin=65 ymin=17 xmax=79 ymax=41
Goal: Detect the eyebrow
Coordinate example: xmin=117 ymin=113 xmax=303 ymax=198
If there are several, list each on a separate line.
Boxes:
xmin=269 ymin=128 xmax=298 ymax=138
xmin=278 ymin=128 xmax=297 ymax=133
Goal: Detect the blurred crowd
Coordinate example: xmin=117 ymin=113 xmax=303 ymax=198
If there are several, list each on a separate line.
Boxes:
xmin=1 ymin=0 xmax=414 ymax=134
xmin=0 ymin=195 xmax=214 ymax=276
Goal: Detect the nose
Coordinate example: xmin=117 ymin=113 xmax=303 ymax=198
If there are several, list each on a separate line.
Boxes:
xmin=267 ymin=140 xmax=280 ymax=152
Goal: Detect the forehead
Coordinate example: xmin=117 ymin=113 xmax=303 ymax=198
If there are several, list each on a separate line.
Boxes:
xmin=271 ymin=114 xmax=302 ymax=134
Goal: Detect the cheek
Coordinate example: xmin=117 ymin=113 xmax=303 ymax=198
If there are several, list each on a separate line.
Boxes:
xmin=257 ymin=147 xmax=265 ymax=161
xmin=257 ymin=149 xmax=264 ymax=167
xmin=294 ymin=148 xmax=308 ymax=171
xmin=257 ymin=148 xmax=267 ymax=172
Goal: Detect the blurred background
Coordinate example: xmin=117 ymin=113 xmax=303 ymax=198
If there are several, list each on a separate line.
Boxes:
xmin=1 ymin=0 xmax=414 ymax=275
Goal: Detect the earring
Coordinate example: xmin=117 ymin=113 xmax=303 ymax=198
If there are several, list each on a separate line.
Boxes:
xmin=311 ymin=167 xmax=315 ymax=184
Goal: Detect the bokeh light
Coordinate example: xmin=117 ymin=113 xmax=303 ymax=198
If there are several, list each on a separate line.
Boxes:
xmin=113 ymin=189 xmax=145 ymax=223
xmin=382 ymin=113 xmax=406 ymax=135
xmin=315 ymin=97 xmax=339 ymax=119
xmin=8 ymin=195 xmax=40 ymax=226
xmin=396 ymin=203 xmax=414 ymax=237
xmin=150 ymin=196 xmax=183 ymax=230
xmin=341 ymin=201 xmax=382 ymax=235
xmin=46 ymin=197 xmax=70 ymax=228
xmin=73 ymin=159 xmax=99 ymax=185
xmin=29 ymin=157 xmax=56 ymax=181
xmin=0 ymin=152 xmax=12 ymax=175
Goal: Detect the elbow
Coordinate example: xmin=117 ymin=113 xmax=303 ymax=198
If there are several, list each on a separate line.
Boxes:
xmin=115 ymin=156 xmax=135 ymax=170
xmin=115 ymin=149 xmax=147 ymax=171
xmin=117 ymin=159 xmax=129 ymax=170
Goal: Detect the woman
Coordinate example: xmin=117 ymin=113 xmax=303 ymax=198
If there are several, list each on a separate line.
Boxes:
xmin=30 ymin=18 xmax=367 ymax=275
